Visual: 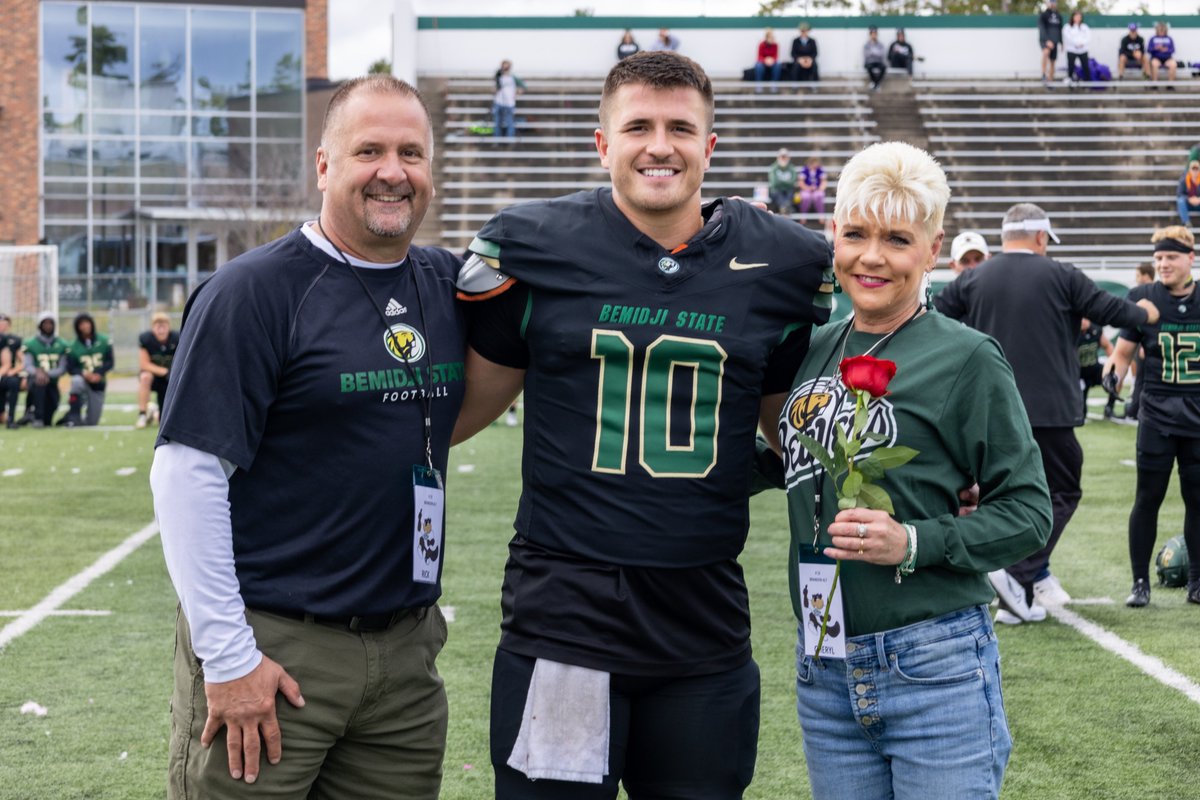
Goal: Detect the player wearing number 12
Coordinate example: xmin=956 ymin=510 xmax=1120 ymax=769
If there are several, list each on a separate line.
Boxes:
xmin=454 ymin=52 xmax=832 ymax=799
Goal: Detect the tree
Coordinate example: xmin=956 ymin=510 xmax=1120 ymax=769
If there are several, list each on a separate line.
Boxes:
xmin=368 ymin=59 xmax=392 ymax=75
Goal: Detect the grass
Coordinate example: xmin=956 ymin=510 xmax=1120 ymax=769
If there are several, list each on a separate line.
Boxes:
xmin=2 ymin=398 xmax=1200 ymax=799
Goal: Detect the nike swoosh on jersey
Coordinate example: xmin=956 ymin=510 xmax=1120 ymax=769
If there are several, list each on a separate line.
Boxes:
xmin=729 ymin=258 xmax=770 ymax=270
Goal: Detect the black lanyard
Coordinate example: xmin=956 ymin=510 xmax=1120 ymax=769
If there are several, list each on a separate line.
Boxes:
xmin=316 ymin=219 xmax=436 ymax=470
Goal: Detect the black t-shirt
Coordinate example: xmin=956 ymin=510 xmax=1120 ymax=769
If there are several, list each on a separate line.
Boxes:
xmin=159 ymin=228 xmax=466 ymax=616
xmin=1119 ymin=282 xmax=1200 ymax=435
xmin=1120 ymin=34 xmax=1145 ymax=58
xmin=466 ymin=189 xmax=833 ymax=674
xmin=0 ymin=333 xmax=20 ymax=370
xmin=1039 ymin=9 xmax=1063 ymax=43
xmin=139 ymin=329 xmax=179 ymax=371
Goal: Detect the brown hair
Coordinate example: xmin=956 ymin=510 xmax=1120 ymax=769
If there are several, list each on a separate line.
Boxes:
xmin=321 ymin=75 xmax=432 ymax=150
xmin=599 ymin=51 xmax=714 ymax=132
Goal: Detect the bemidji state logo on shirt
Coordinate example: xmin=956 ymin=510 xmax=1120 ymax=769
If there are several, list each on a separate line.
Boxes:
xmin=336 ymin=322 xmax=465 ymax=403
xmin=779 ymin=376 xmax=900 ymax=490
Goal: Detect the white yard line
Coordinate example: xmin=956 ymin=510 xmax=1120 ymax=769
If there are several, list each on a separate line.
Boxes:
xmin=0 ymin=522 xmax=158 ymax=651
xmin=1047 ymin=604 xmax=1200 ymax=706
xmin=0 ymin=610 xmax=112 ymax=617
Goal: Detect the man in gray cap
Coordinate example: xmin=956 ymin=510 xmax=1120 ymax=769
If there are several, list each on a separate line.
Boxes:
xmin=934 ymin=203 xmax=1160 ymax=624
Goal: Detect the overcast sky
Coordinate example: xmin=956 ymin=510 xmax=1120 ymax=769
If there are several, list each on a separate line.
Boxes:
xmin=328 ymin=0 xmax=1199 ymax=80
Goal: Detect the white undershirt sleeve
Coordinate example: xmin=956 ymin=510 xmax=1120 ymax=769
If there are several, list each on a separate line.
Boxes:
xmin=150 ymin=442 xmax=262 ymax=683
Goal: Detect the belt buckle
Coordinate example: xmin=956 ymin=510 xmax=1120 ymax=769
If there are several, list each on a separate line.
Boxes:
xmin=347 ymin=615 xmax=366 ymax=633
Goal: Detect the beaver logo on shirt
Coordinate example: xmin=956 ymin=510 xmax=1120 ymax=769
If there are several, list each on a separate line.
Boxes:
xmin=384 ymin=323 xmax=426 ymax=363
xmin=779 ymin=375 xmax=898 ymax=490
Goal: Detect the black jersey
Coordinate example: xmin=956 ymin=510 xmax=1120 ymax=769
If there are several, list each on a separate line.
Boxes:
xmin=1119 ymin=282 xmax=1200 ymax=434
xmin=139 ymin=329 xmax=179 ymax=370
xmin=1077 ymin=323 xmax=1102 ymax=368
xmin=466 ymin=189 xmax=832 ymax=674
xmin=0 ymin=333 xmax=20 ymax=369
xmin=469 ymin=189 xmax=832 ymax=567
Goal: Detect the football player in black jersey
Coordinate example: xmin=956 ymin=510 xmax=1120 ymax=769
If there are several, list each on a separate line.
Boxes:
xmin=1106 ymin=226 xmax=1200 ymax=607
xmin=0 ymin=312 xmax=23 ymax=428
xmin=455 ymin=52 xmax=832 ymax=799
xmin=136 ymin=311 xmax=178 ymax=428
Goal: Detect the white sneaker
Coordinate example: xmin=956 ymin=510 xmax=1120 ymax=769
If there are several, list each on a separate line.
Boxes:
xmin=505 ymin=410 xmax=519 ymax=427
xmin=149 ymin=404 xmax=160 ymax=424
xmin=135 ymin=412 xmax=148 ymax=430
xmin=1033 ymin=573 xmax=1071 ymax=606
xmin=988 ymin=569 xmax=1035 ymax=621
xmin=995 ymin=604 xmax=1047 ymax=626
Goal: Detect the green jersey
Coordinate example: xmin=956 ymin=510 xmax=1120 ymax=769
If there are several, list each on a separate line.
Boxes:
xmin=67 ymin=334 xmax=114 ymax=391
xmin=768 ymin=161 xmax=798 ymax=194
xmin=24 ymin=336 xmax=67 ymax=374
xmin=778 ymin=312 xmax=1051 ymax=636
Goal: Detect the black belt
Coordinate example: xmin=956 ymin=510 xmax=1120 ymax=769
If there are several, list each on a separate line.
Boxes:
xmin=258 ymin=606 xmax=427 ymax=633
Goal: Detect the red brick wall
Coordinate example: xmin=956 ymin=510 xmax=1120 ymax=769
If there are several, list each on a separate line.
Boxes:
xmin=306 ymin=0 xmax=328 ymax=81
xmin=0 ymin=0 xmax=42 ymax=246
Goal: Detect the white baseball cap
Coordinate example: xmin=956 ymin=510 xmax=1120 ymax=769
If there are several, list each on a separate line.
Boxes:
xmin=951 ymin=231 xmax=990 ymax=263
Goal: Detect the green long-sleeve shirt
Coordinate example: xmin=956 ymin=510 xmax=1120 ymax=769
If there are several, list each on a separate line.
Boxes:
xmin=778 ymin=311 xmax=1051 ymax=636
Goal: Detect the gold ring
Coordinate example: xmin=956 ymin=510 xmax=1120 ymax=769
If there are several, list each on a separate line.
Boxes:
xmin=858 ymin=546 xmax=864 ymax=554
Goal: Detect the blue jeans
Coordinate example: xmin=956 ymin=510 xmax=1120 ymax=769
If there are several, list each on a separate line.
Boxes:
xmin=1179 ymin=196 xmax=1194 ymax=226
xmin=754 ymin=61 xmax=782 ymax=82
xmin=493 ymin=104 xmax=515 ymax=138
xmin=795 ymin=605 xmax=1011 ymax=800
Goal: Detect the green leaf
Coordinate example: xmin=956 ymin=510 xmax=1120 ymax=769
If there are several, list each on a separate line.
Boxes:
xmin=857 ymin=456 xmax=885 ymax=482
xmin=834 ymin=421 xmax=850 ymax=454
xmin=841 ymin=469 xmax=863 ymax=499
xmin=861 ymin=430 xmax=887 ymax=443
xmin=843 ymin=438 xmax=862 ymax=458
xmin=792 ymin=432 xmax=837 ymax=477
xmin=837 ymin=496 xmax=857 ymax=509
xmin=870 ymin=446 xmax=919 ymax=469
xmin=857 ymin=482 xmax=895 ymax=514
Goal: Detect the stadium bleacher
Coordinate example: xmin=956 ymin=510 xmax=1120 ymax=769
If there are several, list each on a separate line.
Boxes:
xmin=418 ymin=73 xmax=1199 ymax=280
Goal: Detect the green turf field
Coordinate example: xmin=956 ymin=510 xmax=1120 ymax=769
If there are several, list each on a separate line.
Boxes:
xmin=2 ymin=397 xmax=1199 ymax=799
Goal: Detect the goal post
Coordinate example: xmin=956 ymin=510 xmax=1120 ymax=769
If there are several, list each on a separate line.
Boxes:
xmin=0 ymin=245 xmax=59 ymax=333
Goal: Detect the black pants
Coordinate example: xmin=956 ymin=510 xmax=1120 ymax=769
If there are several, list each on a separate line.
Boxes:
xmin=1007 ymin=427 xmax=1083 ymax=594
xmin=26 ymin=379 xmax=60 ymax=425
xmin=1066 ymin=51 xmax=1091 ymax=81
xmin=1129 ymin=423 xmax=1200 ymax=584
xmin=866 ymin=63 xmax=886 ymax=87
xmin=491 ymin=648 xmax=760 ymax=799
xmin=0 ymin=375 xmax=19 ymax=420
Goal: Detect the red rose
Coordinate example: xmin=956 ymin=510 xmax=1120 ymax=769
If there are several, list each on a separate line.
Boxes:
xmin=839 ymin=355 xmax=897 ymax=398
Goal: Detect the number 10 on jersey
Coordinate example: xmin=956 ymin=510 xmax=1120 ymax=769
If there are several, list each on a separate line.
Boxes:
xmin=590 ymin=329 xmax=727 ymax=478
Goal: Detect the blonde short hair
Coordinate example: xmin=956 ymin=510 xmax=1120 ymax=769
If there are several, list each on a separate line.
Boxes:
xmin=1152 ymin=226 xmax=1195 ymax=249
xmin=834 ymin=141 xmax=950 ymax=238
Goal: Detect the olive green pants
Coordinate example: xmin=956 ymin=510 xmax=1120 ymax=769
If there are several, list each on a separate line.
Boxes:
xmin=169 ymin=606 xmax=448 ymax=799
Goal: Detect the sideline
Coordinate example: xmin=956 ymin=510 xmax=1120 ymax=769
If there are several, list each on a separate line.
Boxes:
xmin=1047 ymin=604 xmax=1200 ymax=706
xmin=0 ymin=522 xmax=159 ymax=651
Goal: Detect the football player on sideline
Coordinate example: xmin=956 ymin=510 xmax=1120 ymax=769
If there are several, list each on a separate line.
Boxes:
xmin=454 ymin=52 xmax=833 ymax=799
xmin=135 ymin=311 xmax=178 ymax=428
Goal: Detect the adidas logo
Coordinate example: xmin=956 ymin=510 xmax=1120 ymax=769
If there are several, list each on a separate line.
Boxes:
xmin=385 ymin=298 xmax=407 ymax=317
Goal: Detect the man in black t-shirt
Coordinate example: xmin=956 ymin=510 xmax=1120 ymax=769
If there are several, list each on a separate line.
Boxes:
xmin=0 ymin=313 xmax=23 ymax=428
xmin=135 ymin=312 xmax=178 ymax=428
xmin=150 ymin=76 xmax=465 ymax=798
xmin=1119 ymin=22 xmax=1149 ymax=77
xmin=455 ymin=52 xmax=832 ymax=799
xmin=1039 ymin=0 xmax=1064 ymax=84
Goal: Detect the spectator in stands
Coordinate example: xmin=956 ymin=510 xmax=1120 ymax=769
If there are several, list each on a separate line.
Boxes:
xmin=137 ymin=311 xmax=178 ymax=429
xmin=1147 ymin=22 xmax=1177 ymax=84
xmin=887 ymin=28 xmax=915 ymax=75
xmin=754 ymin=28 xmax=783 ymax=91
xmin=59 ymin=311 xmax=113 ymax=427
xmin=797 ymin=155 xmax=827 ymax=227
xmin=617 ymin=29 xmax=639 ymax=60
xmin=949 ymin=230 xmax=990 ymax=274
xmin=1063 ymin=10 xmax=1092 ymax=85
xmin=1123 ymin=262 xmax=1157 ymax=423
xmin=791 ymin=22 xmax=819 ymax=82
xmin=650 ymin=28 xmax=680 ymax=52
xmin=934 ymin=203 xmax=1159 ymax=624
xmin=1038 ymin=0 xmax=1064 ymax=85
xmin=1105 ymin=227 xmax=1200 ymax=608
xmin=0 ymin=313 xmax=22 ymax=428
xmin=1177 ymin=160 xmax=1200 ymax=225
xmin=493 ymin=60 xmax=525 ymax=139
xmin=1118 ymin=22 xmax=1148 ymax=78
xmin=767 ymin=148 xmax=799 ymax=215
xmin=18 ymin=312 xmax=67 ymax=428
xmin=1077 ymin=318 xmax=1114 ymax=419
xmin=864 ymin=26 xmax=887 ymax=91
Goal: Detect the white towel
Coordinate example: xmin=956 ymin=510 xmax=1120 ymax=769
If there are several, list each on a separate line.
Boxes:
xmin=506 ymin=658 xmax=610 ymax=784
